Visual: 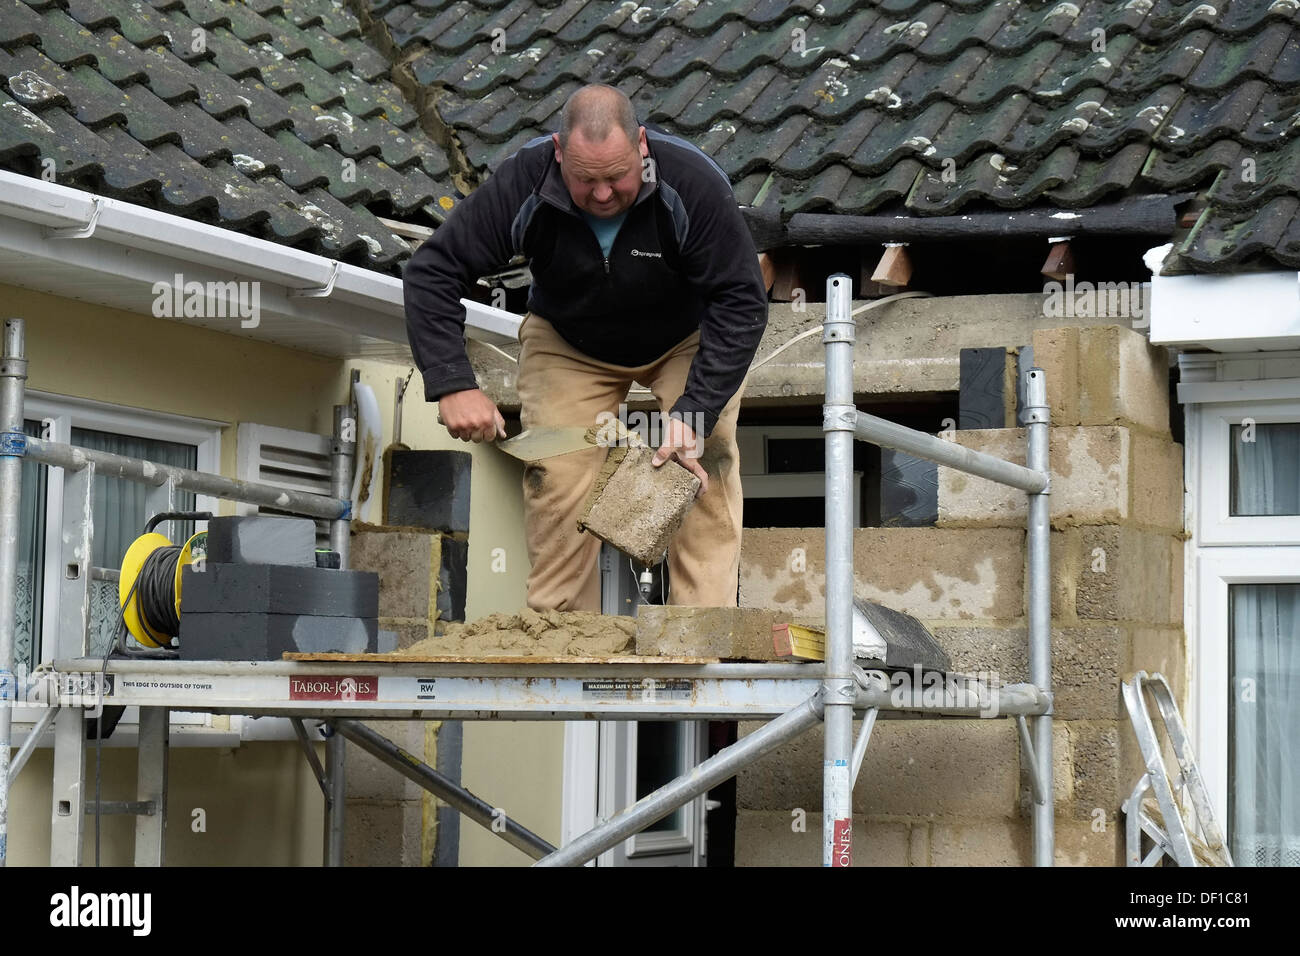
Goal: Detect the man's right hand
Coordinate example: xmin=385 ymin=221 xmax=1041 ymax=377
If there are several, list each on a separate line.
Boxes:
xmin=438 ymin=388 xmax=507 ymax=443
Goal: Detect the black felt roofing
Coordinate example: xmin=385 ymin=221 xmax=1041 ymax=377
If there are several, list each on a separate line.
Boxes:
xmin=0 ymin=0 xmax=462 ymax=273
xmin=369 ymin=0 xmax=1300 ymax=274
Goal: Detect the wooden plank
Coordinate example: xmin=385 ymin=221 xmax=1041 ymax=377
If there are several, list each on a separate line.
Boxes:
xmin=1041 ymin=240 xmax=1074 ymax=280
xmin=871 ymin=244 xmax=912 ymax=287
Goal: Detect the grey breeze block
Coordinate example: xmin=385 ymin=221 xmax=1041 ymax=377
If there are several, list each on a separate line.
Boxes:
xmin=180 ymin=563 xmax=379 ymax=617
xmin=179 ymin=612 xmax=379 ymax=661
xmin=206 ymin=515 xmax=316 ymax=566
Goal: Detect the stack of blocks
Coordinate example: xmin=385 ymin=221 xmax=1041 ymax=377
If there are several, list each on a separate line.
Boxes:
xmin=179 ymin=516 xmax=381 ymax=660
xmin=732 ymin=323 xmax=1182 ymax=866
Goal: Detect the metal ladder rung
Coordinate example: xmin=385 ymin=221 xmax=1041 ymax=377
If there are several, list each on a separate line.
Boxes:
xmin=1121 ymin=671 xmax=1232 ymax=867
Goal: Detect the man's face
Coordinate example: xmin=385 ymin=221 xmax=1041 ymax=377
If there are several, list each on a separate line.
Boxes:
xmin=553 ymin=126 xmax=649 ymax=218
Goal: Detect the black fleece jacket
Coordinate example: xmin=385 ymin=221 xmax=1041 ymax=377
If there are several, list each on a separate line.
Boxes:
xmin=402 ymin=127 xmax=768 ymax=438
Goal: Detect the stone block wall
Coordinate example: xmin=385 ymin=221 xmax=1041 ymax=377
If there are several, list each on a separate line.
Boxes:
xmin=735 ymin=324 xmax=1182 ymax=866
xmin=342 ymin=525 xmax=468 ymax=866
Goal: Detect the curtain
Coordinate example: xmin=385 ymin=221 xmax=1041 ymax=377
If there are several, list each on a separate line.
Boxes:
xmin=1231 ymin=423 xmax=1300 ymax=516
xmin=1231 ymin=583 xmax=1300 ymax=866
xmin=15 ymin=420 xmax=47 ymax=675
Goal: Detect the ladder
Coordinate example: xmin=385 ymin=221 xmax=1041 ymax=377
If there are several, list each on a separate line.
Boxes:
xmin=1121 ymin=671 xmax=1232 ymax=867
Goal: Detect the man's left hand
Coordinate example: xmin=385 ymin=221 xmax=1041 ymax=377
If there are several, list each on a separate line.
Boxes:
xmin=652 ymin=417 xmax=708 ymax=495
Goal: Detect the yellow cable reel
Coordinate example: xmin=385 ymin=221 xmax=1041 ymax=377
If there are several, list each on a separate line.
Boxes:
xmin=118 ymin=530 xmax=206 ymax=648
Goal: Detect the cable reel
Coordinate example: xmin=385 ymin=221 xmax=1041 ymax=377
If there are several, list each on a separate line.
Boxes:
xmin=118 ymin=517 xmax=208 ymax=648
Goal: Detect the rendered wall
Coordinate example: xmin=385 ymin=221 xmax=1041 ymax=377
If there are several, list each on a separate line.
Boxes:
xmin=5 ymin=282 xmax=341 ymax=866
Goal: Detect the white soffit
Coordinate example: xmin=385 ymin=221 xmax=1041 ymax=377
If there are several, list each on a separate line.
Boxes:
xmin=1146 ymin=249 xmax=1300 ymax=352
xmin=0 ymin=171 xmax=519 ymax=360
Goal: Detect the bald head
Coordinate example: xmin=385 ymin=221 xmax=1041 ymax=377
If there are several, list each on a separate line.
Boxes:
xmin=558 ymin=84 xmax=640 ymax=151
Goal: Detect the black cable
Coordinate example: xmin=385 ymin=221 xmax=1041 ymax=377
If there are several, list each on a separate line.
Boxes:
xmin=136 ymin=545 xmax=182 ymax=639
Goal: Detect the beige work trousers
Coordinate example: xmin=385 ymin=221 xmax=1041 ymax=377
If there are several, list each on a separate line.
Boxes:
xmin=516 ymin=312 xmax=744 ymax=612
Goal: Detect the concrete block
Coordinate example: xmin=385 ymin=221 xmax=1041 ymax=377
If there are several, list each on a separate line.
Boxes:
xmin=734 ymin=811 xmax=910 ymax=866
xmin=1077 ymin=526 xmax=1179 ymax=624
xmin=1052 ymin=624 xmax=1125 ymax=720
xmin=929 ymin=625 xmax=1029 ymax=679
xmin=634 ymin=606 xmax=800 ymax=660
xmin=739 ymin=527 xmax=1025 ymax=622
xmin=928 ymin=624 xmax=1125 ymax=720
xmin=206 ymin=516 xmax=315 ymax=566
xmin=344 ymin=720 xmax=428 ymax=802
xmin=938 ymin=426 xmax=1183 ymax=531
xmin=1052 ymin=721 xmax=1075 ymax=812
xmin=180 ymin=563 xmax=378 ymax=617
xmin=879 ymin=449 xmax=938 ymax=527
xmin=1051 ymin=528 xmax=1080 ymax=623
xmin=908 ymin=822 xmax=931 ymax=866
xmin=735 ymin=718 xmax=1020 ymax=819
xmin=384 ymin=449 xmax=471 ymax=534
xmin=379 ymin=617 xmax=428 ymax=650
xmin=578 ymin=445 xmax=700 ymax=565
xmin=1128 ymin=626 xmax=1186 ymax=705
xmin=179 ymin=612 xmax=378 ymax=660
xmin=343 ymin=799 xmax=424 ymax=867
xmin=437 ymin=536 xmax=468 ymax=622
xmin=930 ymin=819 xmax=1029 ymax=865
xmin=1055 ymin=817 xmax=1124 ymax=866
xmin=1128 ymin=431 xmax=1184 ymax=532
xmin=1067 ymin=720 xmax=1122 ymax=821
xmin=350 ymin=528 xmax=438 ymax=620
xmin=938 ymin=427 xmax=1130 ymax=528
xmin=1031 ymin=327 xmax=1081 ymax=427
xmin=1078 ymin=325 xmax=1171 ymax=435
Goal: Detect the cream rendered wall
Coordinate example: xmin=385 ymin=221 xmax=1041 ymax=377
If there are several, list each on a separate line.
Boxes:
xmin=7 ymin=282 xmax=340 ymax=866
xmin=341 ymin=359 xmax=564 ymax=867
xmin=4 ymin=283 xmax=562 ymax=866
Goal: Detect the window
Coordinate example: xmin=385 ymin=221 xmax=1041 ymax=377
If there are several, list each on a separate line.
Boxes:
xmin=1189 ymin=392 xmax=1300 ymax=867
xmin=1229 ymin=582 xmax=1300 ymax=866
xmin=1196 ymin=400 xmax=1300 ymax=545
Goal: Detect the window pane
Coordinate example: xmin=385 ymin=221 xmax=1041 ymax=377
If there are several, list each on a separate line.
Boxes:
xmin=71 ymin=427 xmax=197 ymax=656
xmin=1229 ymin=423 xmax=1300 ymax=516
xmin=15 ymin=420 xmax=47 ymax=674
xmin=636 ymin=722 xmax=684 ymax=833
xmin=1229 ymin=583 xmax=1300 ymax=866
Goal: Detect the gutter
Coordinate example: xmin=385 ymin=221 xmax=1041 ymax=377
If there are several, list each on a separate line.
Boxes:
xmin=0 ymin=170 xmax=517 ymax=353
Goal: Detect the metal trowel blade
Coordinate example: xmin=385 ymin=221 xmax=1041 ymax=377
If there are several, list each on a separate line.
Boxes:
xmin=494 ymin=426 xmax=594 ymax=461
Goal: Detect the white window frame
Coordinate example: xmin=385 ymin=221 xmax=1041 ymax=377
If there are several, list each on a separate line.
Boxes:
xmin=14 ymin=391 xmax=231 ymax=743
xmin=561 ymin=720 xmax=708 ymax=867
xmin=1194 ymin=397 xmax=1300 ymax=545
xmin=1194 ymin=548 xmax=1300 ymax=825
xmin=1185 ymin=382 xmax=1300 ymax=835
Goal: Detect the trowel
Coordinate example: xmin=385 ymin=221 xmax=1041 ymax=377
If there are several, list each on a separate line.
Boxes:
xmin=493 ymin=426 xmax=595 ymax=462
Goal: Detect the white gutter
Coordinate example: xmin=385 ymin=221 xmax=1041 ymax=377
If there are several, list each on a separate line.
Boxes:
xmin=0 ymin=170 xmax=518 ymax=353
xmin=1144 ymin=243 xmax=1300 ymax=351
